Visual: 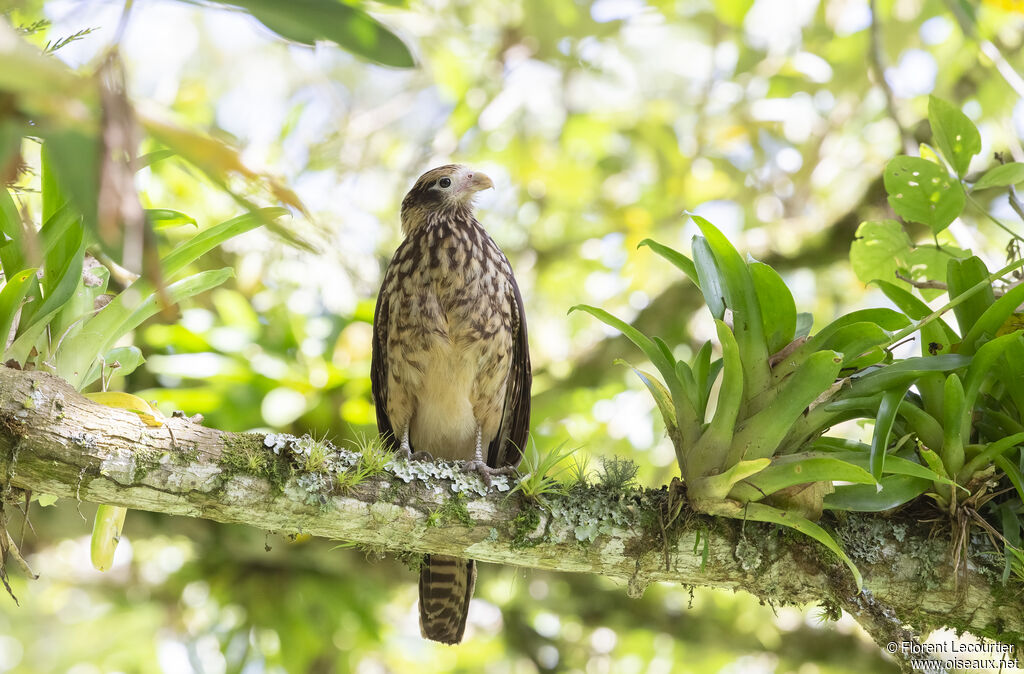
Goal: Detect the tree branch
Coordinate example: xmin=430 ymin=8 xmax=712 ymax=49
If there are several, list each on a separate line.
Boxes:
xmin=0 ymin=367 xmax=1021 ymax=659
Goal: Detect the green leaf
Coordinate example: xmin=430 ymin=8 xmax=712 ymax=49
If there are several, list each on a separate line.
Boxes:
xmin=973 ymin=162 xmax=1024 ymax=190
xmin=18 ymin=230 xmax=83 ymax=337
xmin=692 ymin=236 xmax=725 ymax=319
xmin=918 ymin=447 xmax=949 ymax=480
xmin=750 ymin=261 xmax=796 ymax=354
xmin=871 ymin=386 xmax=909 ymax=480
xmin=795 ymin=312 xmax=813 ymax=338
xmin=996 ymin=455 xmax=1024 ymax=504
xmin=740 ymin=455 xmax=877 ymax=500
xmin=0 ymin=268 xmax=37 ymax=351
xmin=692 ymin=340 xmax=714 ymax=418
xmin=42 ymin=130 xmax=100 ymax=240
xmin=825 ymin=475 xmax=931 ymax=512
xmin=874 ymin=280 xmax=958 ymax=356
xmin=691 ymin=214 xmax=770 ymax=397
xmin=162 ymin=208 xmax=288 ymax=280
xmin=883 ymin=157 xmax=966 ymax=234
xmin=742 ymin=502 xmax=862 ymax=590
xmin=928 ymin=96 xmax=981 ymax=178
xmin=851 ymin=220 xmax=966 ymax=299
xmin=56 ymin=268 xmax=234 ymax=389
xmin=570 ymin=304 xmax=674 ymax=386
xmin=147 ymin=209 xmax=197 ymax=229
xmin=733 ymin=349 xmax=843 ymax=460
xmin=214 ymin=0 xmax=415 ymax=68
xmin=821 ymin=322 xmax=892 ymax=368
xmin=846 ymin=355 xmax=971 ymax=398
xmin=37 ymin=204 xmax=82 ymax=263
xmin=697 ymin=319 xmax=744 ymax=469
xmin=570 ymin=304 xmax=698 ymax=440
xmin=809 ymin=441 xmax=958 ymax=485
xmin=638 ymin=238 xmax=699 ymax=288
xmin=135 ymin=149 xmax=175 ymax=169
xmin=959 ymin=282 xmax=1024 ymax=355
xmin=673 ymin=359 xmax=697 ymax=411
xmin=849 ymin=218 xmax=911 ymax=285
xmin=0 ymin=188 xmax=28 ymax=277
xmin=998 ymin=338 xmax=1024 ymax=416
xmin=947 ymin=256 xmax=994 ymax=337
xmin=941 ymin=374 xmax=966 ymax=475
xmin=962 ymin=332 xmax=1023 ymax=417
xmin=81 ymin=346 xmax=146 ymax=389
xmin=958 ymin=433 xmax=1024 ymax=483
xmin=699 ymin=458 xmax=772 ymax=499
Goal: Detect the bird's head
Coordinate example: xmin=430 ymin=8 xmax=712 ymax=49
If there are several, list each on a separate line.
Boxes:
xmin=400 ymin=164 xmax=493 ymax=235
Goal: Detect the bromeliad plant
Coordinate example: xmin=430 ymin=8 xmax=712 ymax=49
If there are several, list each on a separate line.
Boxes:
xmin=573 ymin=98 xmax=1024 ymax=590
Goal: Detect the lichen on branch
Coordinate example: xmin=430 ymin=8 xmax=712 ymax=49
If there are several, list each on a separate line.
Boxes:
xmin=0 ymin=366 xmax=1020 ymax=657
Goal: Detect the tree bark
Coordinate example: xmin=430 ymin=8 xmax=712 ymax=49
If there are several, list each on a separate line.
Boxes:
xmin=0 ymin=367 xmax=1021 ymax=668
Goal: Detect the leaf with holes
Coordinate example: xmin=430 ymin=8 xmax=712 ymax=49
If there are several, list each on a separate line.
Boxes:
xmin=884 ymin=156 xmax=965 ymax=234
xmin=850 ymin=220 xmax=966 ymax=300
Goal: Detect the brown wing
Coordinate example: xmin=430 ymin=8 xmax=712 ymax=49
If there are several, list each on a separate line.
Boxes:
xmin=486 ymin=272 xmax=531 ymax=468
xmin=370 ymin=274 xmax=395 ymax=449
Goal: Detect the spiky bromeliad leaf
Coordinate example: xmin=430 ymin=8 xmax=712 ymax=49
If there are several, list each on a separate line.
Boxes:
xmin=638 ymin=238 xmax=699 ymax=288
xmin=743 ymin=501 xmax=862 ymax=591
xmin=691 ymin=214 xmax=771 ymax=398
xmin=870 ymin=385 xmax=911 ymax=480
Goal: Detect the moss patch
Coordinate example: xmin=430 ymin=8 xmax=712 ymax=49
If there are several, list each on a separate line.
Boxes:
xmin=220 ymin=432 xmax=291 ymax=494
xmin=509 ymin=504 xmax=543 ymax=549
xmin=427 ymin=492 xmax=473 ymax=528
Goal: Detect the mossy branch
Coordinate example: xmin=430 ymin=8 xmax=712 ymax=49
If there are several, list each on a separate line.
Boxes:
xmin=0 ymin=367 xmax=1021 ymax=661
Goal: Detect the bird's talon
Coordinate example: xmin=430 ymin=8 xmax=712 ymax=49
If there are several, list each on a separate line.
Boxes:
xmin=394 ymin=445 xmax=434 ymax=462
xmin=462 ymin=460 xmax=516 ymax=487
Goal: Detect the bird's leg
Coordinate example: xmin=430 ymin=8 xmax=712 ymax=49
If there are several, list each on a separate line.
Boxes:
xmin=395 ymin=426 xmax=433 ymax=462
xmin=462 ymin=425 xmax=517 ymax=487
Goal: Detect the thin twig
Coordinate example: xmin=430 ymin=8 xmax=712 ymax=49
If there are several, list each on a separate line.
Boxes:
xmin=965 ymin=192 xmax=1023 ymax=242
xmin=894 ymin=272 xmax=947 ymax=291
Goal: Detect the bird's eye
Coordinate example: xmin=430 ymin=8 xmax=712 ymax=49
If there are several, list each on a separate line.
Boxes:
xmin=438 ymin=177 xmax=452 ymax=188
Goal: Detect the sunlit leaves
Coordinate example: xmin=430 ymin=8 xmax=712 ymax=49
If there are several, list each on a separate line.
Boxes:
xmin=883 ymin=156 xmax=965 ymax=235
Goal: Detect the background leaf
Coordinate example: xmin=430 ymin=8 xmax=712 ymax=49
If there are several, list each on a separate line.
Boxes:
xmin=212 ymin=0 xmax=415 ymax=68
xmin=973 ymin=162 xmax=1024 ymax=190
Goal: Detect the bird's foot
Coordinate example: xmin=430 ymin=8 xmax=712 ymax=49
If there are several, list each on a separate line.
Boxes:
xmin=395 ymin=445 xmax=434 ymax=463
xmin=394 ymin=427 xmax=432 ymax=461
xmin=461 ymin=460 xmax=517 ymax=487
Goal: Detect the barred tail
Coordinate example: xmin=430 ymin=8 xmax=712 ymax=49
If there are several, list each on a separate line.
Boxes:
xmin=419 ymin=554 xmax=476 ymax=644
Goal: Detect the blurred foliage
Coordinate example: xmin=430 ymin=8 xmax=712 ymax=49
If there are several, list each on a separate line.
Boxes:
xmin=1 ymin=0 xmax=1024 ymax=671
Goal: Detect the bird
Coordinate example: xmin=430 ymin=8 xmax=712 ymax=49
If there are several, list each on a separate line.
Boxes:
xmin=370 ymin=164 xmax=532 ymax=645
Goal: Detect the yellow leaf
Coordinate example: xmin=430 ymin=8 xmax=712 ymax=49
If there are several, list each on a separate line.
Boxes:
xmin=90 ymin=504 xmax=127 ymax=572
xmin=84 ymin=391 xmax=164 ymax=427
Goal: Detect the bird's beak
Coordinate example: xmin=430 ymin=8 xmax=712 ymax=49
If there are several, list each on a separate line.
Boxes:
xmin=464 ymin=171 xmax=494 ymax=193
